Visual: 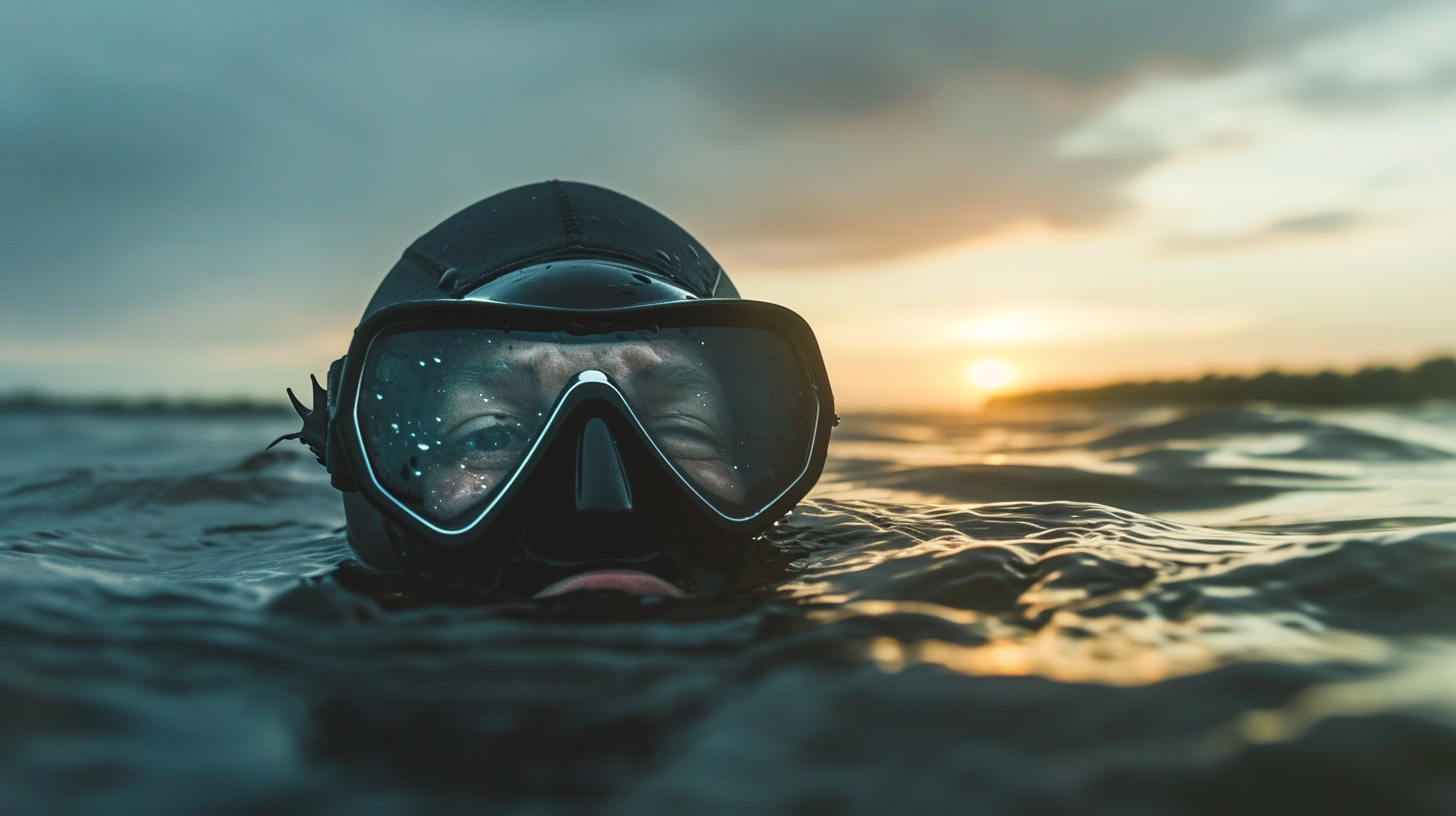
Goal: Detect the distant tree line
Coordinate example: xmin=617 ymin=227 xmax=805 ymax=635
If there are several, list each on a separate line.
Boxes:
xmin=991 ymin=356 xmax=1456 ymax=407
xmin=0 ymin=391 xmax=290 ymax=414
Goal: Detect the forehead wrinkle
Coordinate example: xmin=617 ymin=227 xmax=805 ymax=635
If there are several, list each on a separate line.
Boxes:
xmin=443 ymin=337 xmax=725 ymax=409
xmin=631 ymin=359 xmax=717 ymax=392
xmin=455 ymin=345 xmax=540 ymax=383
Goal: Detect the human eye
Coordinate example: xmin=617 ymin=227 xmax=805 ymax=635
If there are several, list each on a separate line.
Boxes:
xmin=650 ymin=414 xmax=726 ymax=460
xmin=447 ymin=414 xmax=535 ymax=466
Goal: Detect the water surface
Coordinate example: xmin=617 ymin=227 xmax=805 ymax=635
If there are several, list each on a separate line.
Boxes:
xmin=4 ymin=405 xmax=1456 ymax=814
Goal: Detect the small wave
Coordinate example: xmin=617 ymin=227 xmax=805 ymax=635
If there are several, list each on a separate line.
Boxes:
xmin=1089 ymin=409 xmax=1453 ymax=461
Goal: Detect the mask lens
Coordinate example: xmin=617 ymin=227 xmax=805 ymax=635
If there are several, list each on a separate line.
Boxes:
xmin=356 ymin=325 xmax=818 ymax=529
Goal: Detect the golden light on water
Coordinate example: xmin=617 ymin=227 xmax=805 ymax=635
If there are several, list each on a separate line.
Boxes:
xmin=968 ymin=359 xmax=1016 ymax=391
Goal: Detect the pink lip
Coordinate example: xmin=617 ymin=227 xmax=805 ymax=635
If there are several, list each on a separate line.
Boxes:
xmin=531 ymin=569 xmax=687 ymax=599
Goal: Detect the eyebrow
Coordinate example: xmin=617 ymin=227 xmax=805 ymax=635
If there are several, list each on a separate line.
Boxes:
xmin=451 ymin=356 xmax=542 ymax=397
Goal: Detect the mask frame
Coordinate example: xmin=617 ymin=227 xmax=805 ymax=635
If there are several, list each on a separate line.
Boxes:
xmin=330 ymin=298 xmax=835 ymax=553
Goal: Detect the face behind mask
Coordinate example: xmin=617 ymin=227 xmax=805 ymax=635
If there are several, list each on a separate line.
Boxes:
xmin=357 ymin=324 xmax=817 ymax=530
xmin=277 ymin=182 xmax=834 ymax=600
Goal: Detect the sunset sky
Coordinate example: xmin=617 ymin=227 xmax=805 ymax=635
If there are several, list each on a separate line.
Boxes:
xmin=3 ymin=0 xmax=1454 ymax=408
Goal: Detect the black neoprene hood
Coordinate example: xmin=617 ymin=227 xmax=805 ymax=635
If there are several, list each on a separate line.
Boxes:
xmin=283 ymin=180 xmax=833 ymax=595
xmin=363 ymin=180 xmax=739 ymax=317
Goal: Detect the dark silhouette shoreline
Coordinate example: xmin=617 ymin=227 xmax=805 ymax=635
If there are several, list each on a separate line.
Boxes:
xmin=0 ymin=391 xmax=290 ymax=415
xmin=8 ymin=355 xmax=1456 ymax=414
xmin=991 ymin=356 xmax=1456 ymax=408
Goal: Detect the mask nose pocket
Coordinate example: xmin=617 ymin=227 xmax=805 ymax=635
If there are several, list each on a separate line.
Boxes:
xmin=575 ymin=418 xmax=633 ymax=514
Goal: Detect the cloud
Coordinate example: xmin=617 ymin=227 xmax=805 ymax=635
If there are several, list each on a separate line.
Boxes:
xmin=1154 ymin=210 xmax=1369 ymax=249
xmin=815 ymin=303 xmax=1256 ymax=351
xmin=656 ymin=0 xmax=1337 ymax=115
xmin=0 ymin=0 xmax=1436 ymax=394
xmin=1268 ymin=210 xmax=1365 ymax=233
xmin=1062 ymin=1 xmax=1456 ymax=247
xmin=599 ymin=0 xmax=1412 ymax=260
xmin=0 ymin=0 xmax=1410 ymax=281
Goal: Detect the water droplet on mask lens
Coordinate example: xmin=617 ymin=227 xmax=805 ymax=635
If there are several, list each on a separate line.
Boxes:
xmin=417 ymin=443 xmax=430 ymax=450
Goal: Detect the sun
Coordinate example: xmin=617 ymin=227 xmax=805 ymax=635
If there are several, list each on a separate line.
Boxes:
xmin=967 ymin=359 xmax=1016 ymax=391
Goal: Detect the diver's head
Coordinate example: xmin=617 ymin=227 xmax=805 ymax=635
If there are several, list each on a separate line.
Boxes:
xmin=283 ymin=181 xmax=834 ymax=599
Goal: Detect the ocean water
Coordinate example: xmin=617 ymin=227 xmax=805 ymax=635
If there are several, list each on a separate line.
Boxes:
xmin=5 ymin=404 xmax=1456 ymax=814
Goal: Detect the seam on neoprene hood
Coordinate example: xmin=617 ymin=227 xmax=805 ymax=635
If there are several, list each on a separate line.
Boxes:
xmin=402 ymin=247 xmax=451 ymax=286
xmin=551 ymin=180 xmax=584 ymax=248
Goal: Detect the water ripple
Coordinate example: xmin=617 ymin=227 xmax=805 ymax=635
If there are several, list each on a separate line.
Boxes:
xmin=1 ymin=406 xmax=1455 ymax=814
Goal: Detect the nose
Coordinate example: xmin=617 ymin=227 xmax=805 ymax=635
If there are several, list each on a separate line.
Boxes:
xmin=575 ymin=418 xmax=633 ymax=514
